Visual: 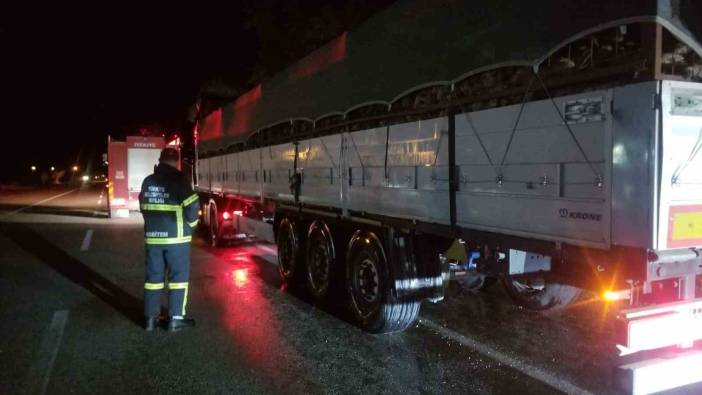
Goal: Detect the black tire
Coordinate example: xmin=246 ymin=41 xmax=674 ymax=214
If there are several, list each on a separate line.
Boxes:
xmin=305 ymin=221 xmax=335 ymax=299
xmin=195 ymin=204 xmax=207 ymax=236
xmin=346 ymin=231 xmax=420 ymax=333
xmin=501 ymin=276 xmax=582 ymax=311
xmin=209 ymin=206 xmax=222 ymax=248
xmin=276 ymin=218 xmax=299 ymax=282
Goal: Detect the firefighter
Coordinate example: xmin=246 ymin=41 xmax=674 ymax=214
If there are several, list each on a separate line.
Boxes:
xmin=139 ymin=147 xmax=199 ymax=332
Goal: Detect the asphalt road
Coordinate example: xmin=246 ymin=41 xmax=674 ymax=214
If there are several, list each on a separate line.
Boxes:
xmin=1 ymin=185 xmax=700 ymax=395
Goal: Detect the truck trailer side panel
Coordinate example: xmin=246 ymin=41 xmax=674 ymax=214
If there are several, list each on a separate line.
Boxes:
xmin=347 ymin=118 xmax=451 ymax=225
xmin=198 ymin=81 xmax=702 ymax=254
xmin=455 ymin=88 xmax=612 ymax=248
xmin=659 ymin=80 xmax=702 ymax=250
xmin=297 ymin=134 xmax=343 ymax=209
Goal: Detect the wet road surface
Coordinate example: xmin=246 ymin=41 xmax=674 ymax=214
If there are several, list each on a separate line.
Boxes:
xmin=1 ymin=185 xmax=700 ymax=394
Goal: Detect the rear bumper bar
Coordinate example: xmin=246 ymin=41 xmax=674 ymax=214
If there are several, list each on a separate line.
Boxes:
xmin=617 ymin=298 xmax=702 ymax=356
xmin=616 ymin=298 xmax=702 ymax=394
xmin=616 ymin=349 xmax=702 ymax=395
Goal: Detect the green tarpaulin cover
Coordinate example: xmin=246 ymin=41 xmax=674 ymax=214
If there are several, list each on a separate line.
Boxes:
xmin=199 ymin=0 xmax=702 ymax=153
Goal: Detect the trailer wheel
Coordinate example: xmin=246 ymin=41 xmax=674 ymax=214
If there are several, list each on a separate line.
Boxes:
xmin=346 ymin=231 xmax=420 ymax=333
xmin=276 ymin=218 xmax=298 ymax=282
xmin=305 ymin=221 xmax=334 ymax=299
xmin=501 ymin=276 xmax=582 ymax=310
xmin=209 ymin=206 xmax=222 ymax=247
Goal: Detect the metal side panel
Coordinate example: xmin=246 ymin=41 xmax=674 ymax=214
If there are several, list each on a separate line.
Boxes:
xmin=239 ymin=149 xmax=262 ymax=199
xmin=222 ymin=153 xmax=238 ymax=195
xmin=611 ymin=82 xmax=658 ymax=249
xmin=455 ymin=89 xmax=612 ymax=247
xmin=195 ymin=157 xmax=208 ymax=191
xmin=205 ymin=157 xmax=212 ymax=192
xmin=658 ymin=80 xmax=702 ymax=250
xmin=297 ymin=134 xmax=342 ymax=207
xmin=127 ymin=148 xmax=161 ymax=195
xmin=210 ymin=155 xmax=223 ymax=194
xmin=347 ymin=118 xmax=451 ymax=225
xmin=262 ymin=142 xmax=296 ymax=202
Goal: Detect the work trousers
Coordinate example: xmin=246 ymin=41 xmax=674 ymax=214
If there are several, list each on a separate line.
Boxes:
xmin=144 ymin=243 xmax=191 ymax=318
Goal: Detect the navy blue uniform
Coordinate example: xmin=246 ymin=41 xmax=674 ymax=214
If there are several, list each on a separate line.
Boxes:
xmin=139 ymin=163 xmax=199 ymax=318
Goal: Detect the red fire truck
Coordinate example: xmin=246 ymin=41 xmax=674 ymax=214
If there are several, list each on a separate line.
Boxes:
xmin=107 ymin=135 xmax=180 ymax=217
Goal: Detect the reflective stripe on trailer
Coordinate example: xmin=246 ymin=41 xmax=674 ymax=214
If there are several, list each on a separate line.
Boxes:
xmin=145 ymin=236 xmax=192 ymax=245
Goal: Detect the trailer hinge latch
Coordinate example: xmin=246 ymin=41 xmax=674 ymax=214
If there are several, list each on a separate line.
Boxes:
xmin=652 ymin=93 xmax=662 ymax=110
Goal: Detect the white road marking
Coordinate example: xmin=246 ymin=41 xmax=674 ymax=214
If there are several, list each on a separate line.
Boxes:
xmin=419 ymin=318 xmax=594 ymax=395
xmin=80 ymin=229 xmax=94 ymax=251
xmin=23 ymin=310 xmax=69 ymax=395
xmin=2 ymin=189 xmax=78 ymax=218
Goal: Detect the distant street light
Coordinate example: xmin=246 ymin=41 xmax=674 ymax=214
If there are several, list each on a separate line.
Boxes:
xmin=81 ymin=175 xmax=89 ymax=182
xmin=30 ymin=165 xmax=37 ymax=172
xmin=50 ymin=166 xmax=55 ymax=172
xmin=72 ymin=165 xmax=79 ymax=171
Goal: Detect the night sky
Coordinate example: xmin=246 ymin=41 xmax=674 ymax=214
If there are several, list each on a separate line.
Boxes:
xmin=0 ymin=1 xmax=392 ymax=182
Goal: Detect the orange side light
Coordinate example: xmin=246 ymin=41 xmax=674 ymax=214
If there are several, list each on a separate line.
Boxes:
xmin=603 ymin=289 xmax=631 ymax=302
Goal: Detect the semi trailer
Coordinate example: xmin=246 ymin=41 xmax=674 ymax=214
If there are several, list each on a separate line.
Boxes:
xmin=193 ymin=1 xmax=702 ymax=392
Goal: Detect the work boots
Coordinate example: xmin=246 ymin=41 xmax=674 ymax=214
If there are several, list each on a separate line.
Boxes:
xmin=168 ymin=317 xmax=196 ymax=332
xmin=144 ymin=316 xmax=160 ymax=331
xmin=145 ymin=316 xmax=195 ymax=332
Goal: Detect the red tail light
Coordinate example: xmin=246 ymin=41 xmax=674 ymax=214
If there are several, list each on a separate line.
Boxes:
xmin=222 ymin=211 xmax=231 ymax=220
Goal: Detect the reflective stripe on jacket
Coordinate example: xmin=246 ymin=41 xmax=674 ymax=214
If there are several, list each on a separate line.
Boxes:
xmin=139 ymin=163 xmax=199 ymax=245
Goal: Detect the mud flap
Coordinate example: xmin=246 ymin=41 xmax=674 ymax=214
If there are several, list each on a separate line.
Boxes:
xmin=387 ymin=228 xmax=445 ymax=303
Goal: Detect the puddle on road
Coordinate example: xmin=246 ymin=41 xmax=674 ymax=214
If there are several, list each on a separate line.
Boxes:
xmin=200 ymin=245 xmax=313 ymax=393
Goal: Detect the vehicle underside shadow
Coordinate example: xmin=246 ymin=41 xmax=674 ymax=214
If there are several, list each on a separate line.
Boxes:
xmin=247 ymin=253 xmax=358 ymax=329
xmin=1 ymin=222 xmax=142 ymax=327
